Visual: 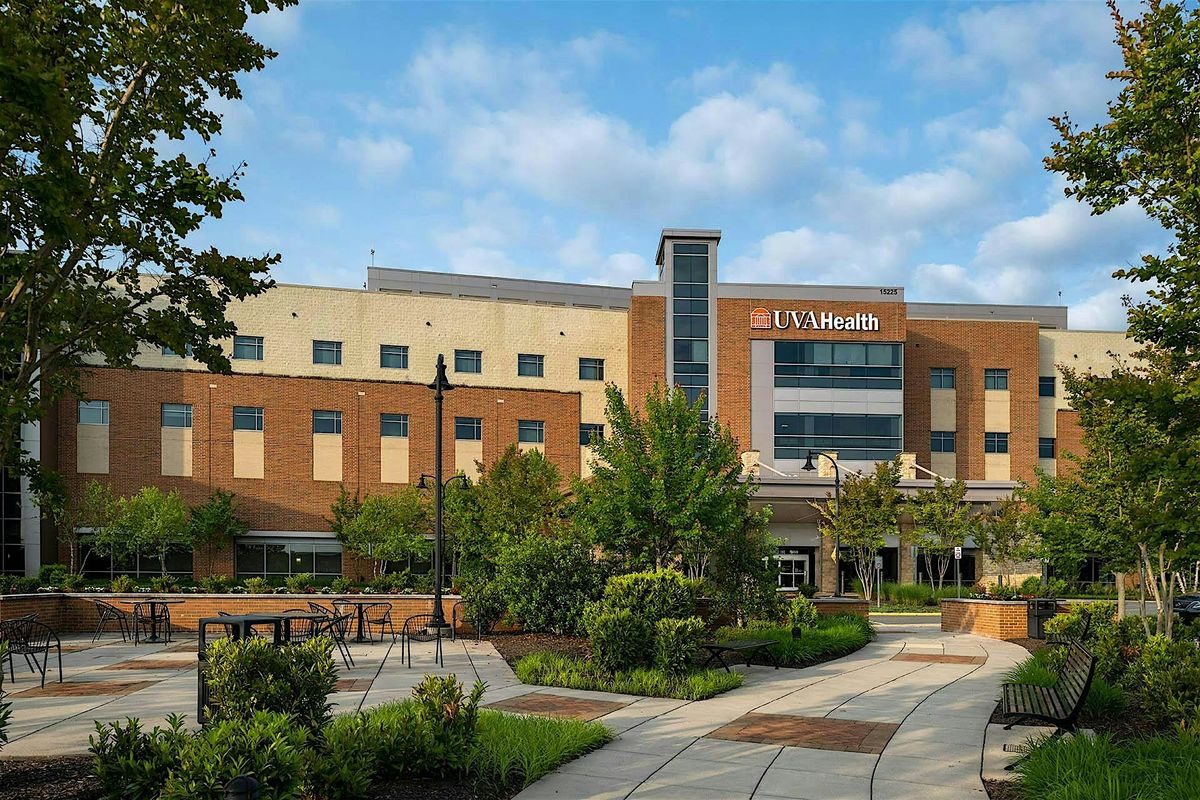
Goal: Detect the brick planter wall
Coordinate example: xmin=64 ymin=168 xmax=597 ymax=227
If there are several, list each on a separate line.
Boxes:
xmin=940 ymin=598 xmax=1029 ymax=639
xmin=813 ymin=597 xmax=869 ymax=618
xmin=0 ymin=593 xmax=463 ymax=635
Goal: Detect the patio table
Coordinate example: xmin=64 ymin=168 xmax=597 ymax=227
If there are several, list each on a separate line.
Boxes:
xmin=333 ymin=599 xmax=383 ymax=643
xmin=121 ymin=598 xmax=183 ymax=644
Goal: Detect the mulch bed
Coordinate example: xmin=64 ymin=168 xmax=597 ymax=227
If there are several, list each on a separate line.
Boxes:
xmin=0 ymin=758 xmax=515 ymax=800
xmin=984 ymin=778 xmax=1023 ymax=800
xmin=486 ymin=632 xmax=590 ymax=668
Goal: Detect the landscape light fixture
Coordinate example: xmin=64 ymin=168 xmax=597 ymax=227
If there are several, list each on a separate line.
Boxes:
xmin=803 ymin=451 xmax=844 ymax=597
xmin=224 ymin=775 xmax=260 ymax=800
xmin=418 ymin=354 xmax=462 ymax=636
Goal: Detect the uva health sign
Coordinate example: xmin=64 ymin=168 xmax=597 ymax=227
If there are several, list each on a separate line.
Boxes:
xmin=750 ymin=307 xmax=881 ymax=332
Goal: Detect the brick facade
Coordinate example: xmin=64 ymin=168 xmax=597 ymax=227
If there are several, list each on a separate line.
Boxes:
xmin=1055 ymin=409 xmax=1085 ymax=476
xmin=55 ymin=368 xmax=581 ymax=573
xmin=940 ymin=598 xmax=1029 ymax=639
xmin=628 ymin=296 xmax=666 ymax=410
xmin=904 ymin=319 xmax=1041 ymax=480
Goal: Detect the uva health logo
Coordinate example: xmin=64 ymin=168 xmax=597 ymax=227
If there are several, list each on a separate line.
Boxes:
xmin=750 ymin=307 xmax=881 ymax=332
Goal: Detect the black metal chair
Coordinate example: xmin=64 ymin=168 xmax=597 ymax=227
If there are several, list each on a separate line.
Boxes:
xmin=2 ymin=617 xmax=62 ymax=687
xmin=132 ymin=602 xmax=172 ymax=645
xmin=363 ymin=602 xmax=397 ymax=642
xmin=401 ymin=613 xmax=443 ymax=668
xmin=282 ymin=609 xmax=320 ymax=643
xmin=91 ymin=600 xmax=131 ymax=643
xmin=307 ymin=601 xmax=332 ymax=616
xmin=320 ymin=612 xmax=355 ymax=669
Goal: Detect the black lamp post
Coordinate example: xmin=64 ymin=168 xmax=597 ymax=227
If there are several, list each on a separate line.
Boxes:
xmin=802 ymin=450 xmax=843 ymax=597
xmin=418 ymin=354 xmax=456 ymax=633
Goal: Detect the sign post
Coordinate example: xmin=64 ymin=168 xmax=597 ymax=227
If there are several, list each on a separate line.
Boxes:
xmin=874 ymin=554 xmax=884 ymax=609
xmin=954 ymin=546 xmax=963 ymax=598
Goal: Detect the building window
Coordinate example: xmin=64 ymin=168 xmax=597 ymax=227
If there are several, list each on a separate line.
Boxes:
xmin=161 ymin=403 xmax=192 ymax=428
xmin=313 ymin=410 xmax=342 ymax=434
xmin=774 ymin=413 xmax=902 ymax=462
xmin=931 ymin=431 xmax=956 ymax=453
xmin=984 ymin=369 xmax=1009 ymax=390
xmin=313 ymin=340 xmax=342 ymax=365
xmin=235 ymin=538 xmax=342 ymax=579
xmin=579 ymin=423 xmax=605 ymax=445
xmin=1 ymin=457 xmax=25 ymax=574
xmin=930 ymin=368 xmax=956 ymax=389
xmin=380 ymin=413 xmax=409 ymax=438
xmin=380 ymin=344 xmax=408 ymax=369
xmin=81 ymin=548 xmax=194 ymax=579
xmin=517 ymin=353 xmax=544 ymax=378
xmin=455 ymin=417 xmax=482 ymax=441
xmin=579 ymin=357 xmax=605 ymax=381
xmin=233 ymin=335 xmax=264 ymax=361
xmin=985 ymin=432 xmax=1010 ymax=454
xmin=776 ymin=342 xmax=903 ymax=390
xmin=161 ymin=344 xmax=193 ymax=358
xmin=233 ymin=406 xmax=264 ymax=431
xmin=455 ymin=349 xmax=482 ymax=374
xmin=672 ymin=242 xmax=710 ymax=412
xmin=518 ymin=420 xmax=544 ymax=444
xmin=1039 ymin=376 xmax=1056 ymax=397
xmin=1039 ymin=437 xmax=1056 ymax=459
xmin=79 ymin=400 xmax=111 ymax=424
xmin=78 ymin=400 xmax=109 ymax=425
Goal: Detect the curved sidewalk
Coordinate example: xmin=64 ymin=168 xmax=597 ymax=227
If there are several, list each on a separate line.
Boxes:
xmin=515 ymin=619 xmax=1027 ymax=800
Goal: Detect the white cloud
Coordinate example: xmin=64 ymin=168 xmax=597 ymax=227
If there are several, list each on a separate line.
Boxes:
xmin=246 ymin=4 xmax=303 ymax=47
xmin=725 ymin=227 xmax=914 ymax=287
xmin=817 ymin=167 xmax=986 ymax=235
xmin=558 ymin=224 xmax=651 ymax=286
xmin=336 ymin=135 xmax=413 ymax=181
xmin=302 ymin=203 xmax=342 ymax=229
xmin=1070 ymin=284 xmax=1138 ymax=331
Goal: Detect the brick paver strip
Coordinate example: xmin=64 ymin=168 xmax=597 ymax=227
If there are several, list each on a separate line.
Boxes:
xmin=101 ymin=658 xmax=195 ymax=670
xmin=335 ymin=678 xmax=374 ymax=692
xmin=706 ymin=713 xmax=900 ymax=754
xmin=485 ymin=692 xmax=628 ymax=721
xmin=14 ymin=680 xmax=159 ymax=698
xmin=891 ymin=653 xmax=987 ymax=665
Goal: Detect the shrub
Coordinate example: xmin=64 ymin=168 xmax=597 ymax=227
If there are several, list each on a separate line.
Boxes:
xmin=61 ymin=571 xmax=85 ymax=591
xmin=787 ymin=596 xmax=819 ymax=631
xmin=1016 ymin=731 xmax=1200 ymax=800
xmin=460 ymin=577 xmax=508 ymax=636
xmin=1091 ymin=615 xmax=1149 ymax=684
xmin=110 ymin=574 xmax=137 ymax=593
xmin=285 ymin=572 xmax=315 ymax=594
xmin=496 ymin=534 xmax=601 ymax=634
xmin=713 ymin=615 xmax=874 ymax=668
xmin=653 ymin=616 xmax=705 ymax=676
xmin=411 ymin=674 xmax=487 ymax=776
xmin=369 ymin=571 xmax=410 ymax=593
xmin=38 ymin=563 xmax=69 ymax=586
xmin=330 ymin=577 xmax=352 ymax=593
xmin=149 ymin=575 xmax=179 ymax=593
xmin=0 ymin=643 xmax=11 ymax=753
xmin=1019 ymin=575 xmax=1044 ymax=595
xmin=305 ymin=712 xmax=377 ymax=800
xmin=515 ymin=651 xmax=742 ymax=700
xmin=583 ymin=603 xmax=652 ymax=673
xmin=243 ymin=576 xmax=271 ymax=594
xmin=1044 ymin=602 xmax=1117 ymax=644
xmin=160 ymin=711 xmax=308 ymax=800
xmin=470 ymin=709 xmax=613 ymax=793
xmin=204 ymin=636 xmax=337 ymax=731
xmin=1083 ymin=677 xmax=1127 ymax=720
xmin=1004 ymin=650 xmax=1129 ymax=723
xmin=89 ymin=715 xmax=189 ymax=800
xmin=360 ymin=701 xmax=424 ymax=780
xmin=197 ymin=575 xmax=232 ymax=593
xmin=793 ymin=583 xmax=819 ymax=598
xmin=601 ymin=569 xmax=697 ymax=625
xmin=889 ymin=582 xmax=935 ymax=607
xmin=1124 ymin=635 xmax=1200 ymax=728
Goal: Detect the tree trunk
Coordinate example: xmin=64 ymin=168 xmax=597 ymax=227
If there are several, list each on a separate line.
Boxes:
xmin=1115 ymin=572 xmax=1126 ymax=620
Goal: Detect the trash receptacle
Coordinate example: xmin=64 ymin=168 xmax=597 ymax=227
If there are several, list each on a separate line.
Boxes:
xmin=1027 ymin=598 xmax=1058 ymax=639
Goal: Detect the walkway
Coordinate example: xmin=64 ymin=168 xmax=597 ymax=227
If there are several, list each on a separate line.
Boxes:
xmin=514 ymin=619 xmax=1027 ymax=800
xmin=2 ymin=619 xmax=1028 ymax=800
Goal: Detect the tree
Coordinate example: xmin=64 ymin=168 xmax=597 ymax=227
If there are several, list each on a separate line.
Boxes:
xmin=812 ymin=458 xmax=902 ymax=603
xmin=0 ymin=0 xmax=295 ymax=477
xmin=328 ymin=485 xmax=362 ymax=538
xmin=575 ymin=384 xmax=766 ymax=574
xmin=189 ymin=490 xmax=247 ymax=578
xmin=909 ymin=477 xmax=973 ymax=591
xmin=100 ymin=487 xmax=191 ymax=576
xmin=445 ymin=445 xmax=566 ymax=579
xmin=974 ymin=497 xmax=1038 ymax=589
xmin=339 ymin=488 xmax=431 ymax=579
xmin=1047 ymin=0 xmax=1200 ymax=635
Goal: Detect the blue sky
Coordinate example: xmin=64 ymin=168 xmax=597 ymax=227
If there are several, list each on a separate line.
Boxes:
xmin=194 ymin=0 xmax=1167 ymax=330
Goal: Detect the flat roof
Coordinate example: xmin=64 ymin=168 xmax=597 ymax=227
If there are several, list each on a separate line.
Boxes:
xmin=366 ymin=266 xmax=632 ymax=310
xmin=656 ymin=228 xmax=722 ymax=265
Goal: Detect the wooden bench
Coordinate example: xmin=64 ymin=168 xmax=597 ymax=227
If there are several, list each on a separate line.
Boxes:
xmin=1001 ymin=639 xmax=1096 ymax=770
xmin=700 ymin=639 xmax=780 ymax=673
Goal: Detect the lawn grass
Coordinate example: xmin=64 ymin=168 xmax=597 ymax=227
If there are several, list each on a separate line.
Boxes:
xmin=1003 ymin=649 xmax=1127 ymax=721
xmin=470 ymin=709 xmax=613 ymax=793
xmin=1015 ymin=732 xmax=1200 ymax=800
xmin=515 ymin=651 xmax=743 ymax=700
xmin=712 ymin=614 xmax=876 ymax=668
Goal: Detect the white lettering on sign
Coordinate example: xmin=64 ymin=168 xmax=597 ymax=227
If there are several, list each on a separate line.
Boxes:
xmin=749 ymin=307 xmax=881 ymax=332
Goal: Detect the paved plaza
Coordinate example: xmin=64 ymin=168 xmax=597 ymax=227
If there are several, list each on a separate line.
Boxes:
xmin=2 ymin=619 xmax=1036 ymax=799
